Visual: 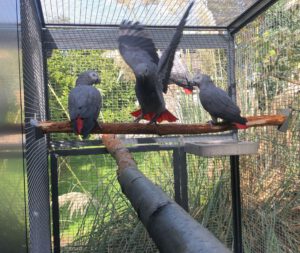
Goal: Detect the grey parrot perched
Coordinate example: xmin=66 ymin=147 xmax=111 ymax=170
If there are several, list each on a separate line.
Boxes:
xmin=192 ymin=73 xmax=248 ymax=129
xmin=118 ymin=1 xmax=194 ymax=124
xmin=68 ymin=70 xmax=102 ymax=138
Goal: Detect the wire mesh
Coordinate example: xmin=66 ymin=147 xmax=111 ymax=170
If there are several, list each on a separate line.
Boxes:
xmin=54 ymin=149 xmax=234 ymax=252
xmin=21 ymin=0 xmax=51 ymax=252
xmin=47 ymin=46 xmax=228 ymax=141
xmin=39 ymin=0 xmax=258 ymax=27
xmin=56 ymin=151 xmax=177 ymax=253
xmin=235 ymin=1 xmax=300 ymax=252
xmin=0 ymin=1 xmax=28 ymax=252
xmin=187 ymin=154 xmax=233 ymax=248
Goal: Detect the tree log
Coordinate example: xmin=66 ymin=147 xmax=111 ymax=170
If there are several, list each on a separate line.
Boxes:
xmin=102 ymin=134 xmax=231 ymax=253
xmin=35 ymin=114 xmax=287 ymax=136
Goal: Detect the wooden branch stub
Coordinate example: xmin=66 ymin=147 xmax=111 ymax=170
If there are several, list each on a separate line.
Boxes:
xmin=37 ymin=114 xmax=287 ymax=136
xmin=102 ymin=134 xmax=136 ymax=173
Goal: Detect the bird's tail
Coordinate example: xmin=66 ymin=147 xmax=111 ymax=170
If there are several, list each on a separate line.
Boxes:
xmin=157 ymin=110 xmax=178 ymax=122
xmin=131 ymin=109 xmax=178 ymax=123
xmin=183 ymin=87 xmax=193 ymax=94
xmin=233 ymin=117 xmax=248 ymax=129
xmin=76 ymin=117 xmax=84 ymax=134
xmin=233 ymin=123 xmax=248 ymax=129
xmin=71 ymin=117 xmax=96 ymax=138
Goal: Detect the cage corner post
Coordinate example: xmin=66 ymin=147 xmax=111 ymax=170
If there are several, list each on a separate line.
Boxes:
xmin=50 ymin=152 xmax=61 ymax=253
xmin=21 ymin=0 xmax=52 ymax=252
xmin=173 ymin=147 xmax=189 ymax=212
xmin=227 ymin=33 xmax=243 ymax=253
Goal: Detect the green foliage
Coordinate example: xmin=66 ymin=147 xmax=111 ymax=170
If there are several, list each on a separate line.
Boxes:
xmin=236 ymin=1 xmax=300 ymax=112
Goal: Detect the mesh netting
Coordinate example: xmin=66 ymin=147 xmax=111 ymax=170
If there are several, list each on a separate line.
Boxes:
xmin=55 ymin=151 xmax=234 ymax=252
xmin=57 ymin=151 xmax=173 ymax=252
xmin=187 ymin=154 xmax=233 ymax=248
xmin=40 ymin=0 xmax=258 ymax=27
xmin=47 ymin=47 xmax=228 ymax=141
xmin=236 ymin=1 xmax=300 ymax=252
xmin=21 ymin=0 xmax=51 ymax=252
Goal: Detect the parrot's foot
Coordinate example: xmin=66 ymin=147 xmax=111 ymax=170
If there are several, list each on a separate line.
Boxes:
xmin=147 ymin=120 xmax=158 ymax=126
xmin=96 ymin=121 xmax=103 ymax=130
xmin=207 ymin=115 xmax=218 ymax=126
xmin=133 ymin=114 xmax=144 ymax=123
xmin=206 ymin=120 xmax=217 ymax=126
xmin=148 ymin=112 xmax=161 ymax=125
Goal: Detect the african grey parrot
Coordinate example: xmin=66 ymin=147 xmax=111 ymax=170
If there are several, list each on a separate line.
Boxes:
xmin=118 ymin=1 xmax=194 ymax=124
xmin=68 ymin=70 xmax=102 ymax=138
xmin=158 ymin=51 xmax=194 ymax=94
xmin=192 ymin=73 xmax=248 ymax=129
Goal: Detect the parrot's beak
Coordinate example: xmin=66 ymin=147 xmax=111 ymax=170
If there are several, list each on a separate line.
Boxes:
xmin=95 ymin=78 xmax=100 ymax=84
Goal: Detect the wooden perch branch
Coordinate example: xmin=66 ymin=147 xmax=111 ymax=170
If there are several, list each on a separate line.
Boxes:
xmin=36 ymin=114 xmax=287 ymax=135
xmin=102 ymin=134 xmax=231 ymax=253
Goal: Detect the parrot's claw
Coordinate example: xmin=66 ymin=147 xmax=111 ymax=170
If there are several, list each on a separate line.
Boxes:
xmin=96 ymin=121 xmax=103 ymax=130
xmin=133 ymin=115 xmax=143 ymax=123
xmin=147 ymin=120 xmax=157 ymax=126
xmin=207 ymin=120 xmax=217 ymax=127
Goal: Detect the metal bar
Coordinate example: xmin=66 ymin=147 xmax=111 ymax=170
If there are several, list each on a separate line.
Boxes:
xmin=53 ymin=145 xmax=176 ymax=157
xmin=42 ymin=43 xmax=52 ymax=149
xmin=173 ymin=149 xmax=182 ymax=206
xmin=50 ymin=134 xmax=235 ymax=149
xmin=227 ymin=35 xmax=236 ymax=101
xmin=42 ymin=46 xmax=50 ymax=121
xmin=230 ymin=155 xmax=243 ymax=253
xmin=227 ymin=34 xmax=238 ymax=140
xmin=50 ymin=153 xmax=60 ymax=253
xmin=43 ymin=28 xmax=229 ymax=50
xmin=227 ymin=0 xmax=278 ymax=34
xmin=179 ymin=147 xmax=189 ymax=212
xmin=172 ymin=148 xmax=189 ymax=212
xmin=34 ymin=0 xmax=46 ymax=27
xmin=45 ymin=23 xmax=227 ymax=30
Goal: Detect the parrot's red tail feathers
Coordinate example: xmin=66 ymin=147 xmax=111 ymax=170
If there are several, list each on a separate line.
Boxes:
xmin=131 ymin=109 xmax=177 ymax=123
xmin=156 ymin=110 xmax=178 ymax=123
xmin=183 ymin=88 xmax=193 ymax=94
xmin=234 ymin=123 xmax=248 ymax=129
xmin=76 ymin=117 xmax=84 ymax=134
xmin=131 ymin=109 xmax=142 ymax=117
xmin=131 ymin=109 xmax=156 ymax=121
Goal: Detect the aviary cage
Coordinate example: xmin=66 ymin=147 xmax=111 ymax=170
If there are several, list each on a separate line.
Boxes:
xmin=0 ymin=0 xmax=299 ymax=253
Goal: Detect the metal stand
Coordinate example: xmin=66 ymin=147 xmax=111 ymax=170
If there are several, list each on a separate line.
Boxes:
xmin=230 ymin=155 xmax=243 ymax=253
xmin=50 ymin=153 xmax=60 ymax=253
xmin=173 ymin=147 xmax=189 ymax=212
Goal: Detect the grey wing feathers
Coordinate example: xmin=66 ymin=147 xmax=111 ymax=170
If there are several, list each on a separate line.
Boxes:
xmin=118 ymin=21 xmax=159 ymax=70
xmin=200 ymin=86 xmax=242 ymax=122
xmin=158 ymin=1 xmax=194 ymax=93
xmin=68 ymin=86 xmax=102 ymax=120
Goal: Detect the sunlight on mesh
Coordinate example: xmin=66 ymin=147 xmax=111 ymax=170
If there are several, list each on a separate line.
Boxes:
xmin=236 ymin=1 xmax=300 ymax=252
xmin=40 ymin=0 xmax=258 ymax=27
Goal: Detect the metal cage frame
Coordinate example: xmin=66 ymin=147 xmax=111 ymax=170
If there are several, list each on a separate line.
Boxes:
xmin=24 ymin=0 xmax=281 ymax=252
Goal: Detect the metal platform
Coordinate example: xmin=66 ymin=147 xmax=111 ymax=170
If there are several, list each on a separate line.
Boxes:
xmin=184 ymin=141 xmax=259 ymax=157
